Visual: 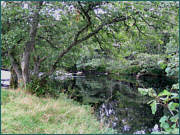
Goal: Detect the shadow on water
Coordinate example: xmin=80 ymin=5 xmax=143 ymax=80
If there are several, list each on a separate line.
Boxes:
xmin=56 ymin=74 xmax=177 ymax=134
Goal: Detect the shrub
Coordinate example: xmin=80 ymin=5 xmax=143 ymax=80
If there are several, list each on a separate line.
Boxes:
xmin=26 ymin=76 xmax=60 ymax=97
xmin=136 ymin=53 xmax=162 ymax=69
xmin=135 ymin=53 xmax=167 ymax=75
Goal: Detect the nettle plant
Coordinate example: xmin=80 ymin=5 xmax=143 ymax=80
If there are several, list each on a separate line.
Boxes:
xmin=138 ymin=83 xmax=179 ymax=134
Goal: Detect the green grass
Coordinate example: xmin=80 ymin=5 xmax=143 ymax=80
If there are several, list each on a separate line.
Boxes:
xmin=1 ymin=89 xmax=115 ymax=134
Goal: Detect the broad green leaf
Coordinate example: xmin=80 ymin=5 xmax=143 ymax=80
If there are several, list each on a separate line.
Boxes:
xmin=171 ymin=93 xmax=179 ymax=99
xmin=170 ymin=114 xmax=179 ymax=122
xmin=159 ymin=116 xmax=170 ymax=130
xmin=158 ymin=90 xmax=171 ymax=97
xmin=159 ymin=115 xmax=168 ymax=123
xmin=150 ymin=100 xmax=157 ymax=114
xmin=148 ymin=88 xmax=157 ymax=97
xmin=138 ymin=88 xmax=149 ymax=96
xmin=168 ymin=102 xmax=179 ymax=111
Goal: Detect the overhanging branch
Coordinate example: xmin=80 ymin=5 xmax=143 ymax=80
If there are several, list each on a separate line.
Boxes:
xmin=42 ymin=15 xmax=130 ymax=77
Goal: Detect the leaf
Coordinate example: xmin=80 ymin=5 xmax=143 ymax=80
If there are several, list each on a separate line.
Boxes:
xmin=171 ymin=128 xmax=179 ymax=134
xmin=170 ymin=114 xmax=179 ymax=123
xmin=168 ymin=102 xmax=179 ymax=111
xmin=162 ymin=122 xmax=170 ymax=130
xmin=165 ymin=67 xmax=171 ymax=73
xmin=158 ymin=90 xmax=171 ymax=97
xmin=150 ymin=100 xmax=157 ymax=114
xmin=171 ymin=93 xmax=179 ymax=99
xmin=159 ymin=115 xmax=168 ymax=123
xmin=172 ymin=83 xmax=179 ymax=90
xmin=148 ymin=88 xmax=157 ymax=97
xmin=138 ymin=88 xmax=149 ymax=96
xmin=159 ymin=116 xmax=170 ymax=130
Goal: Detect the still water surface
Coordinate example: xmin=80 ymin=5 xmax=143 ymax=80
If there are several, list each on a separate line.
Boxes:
xmin=57 ymin=74 xmax=176 ymax=134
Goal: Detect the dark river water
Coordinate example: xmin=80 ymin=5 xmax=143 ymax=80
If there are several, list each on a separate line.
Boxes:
xmin=55 ymin=74 xmax=176 ymax=134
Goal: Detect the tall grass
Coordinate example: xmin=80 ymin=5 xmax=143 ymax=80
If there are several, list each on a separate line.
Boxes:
xmin=1 ymin=89 xmax=115 ymax=134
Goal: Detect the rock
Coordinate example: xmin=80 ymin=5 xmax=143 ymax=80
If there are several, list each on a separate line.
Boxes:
xmin=133 ymin=130 xmax=146 ymax=134
xmin=152 ymin=124 xmax=159 ymax=132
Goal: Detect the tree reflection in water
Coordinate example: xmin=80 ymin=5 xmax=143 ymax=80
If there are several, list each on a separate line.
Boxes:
xmin=57 ymin=74 xmax=176 ymax=134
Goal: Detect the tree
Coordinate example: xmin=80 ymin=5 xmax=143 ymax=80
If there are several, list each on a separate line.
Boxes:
xmin=1 ymin=1 xmax=179 ymax=87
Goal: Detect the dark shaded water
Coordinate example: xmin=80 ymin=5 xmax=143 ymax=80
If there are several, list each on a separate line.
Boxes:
xmin=56 ymin=74 xmax=177 ymax=134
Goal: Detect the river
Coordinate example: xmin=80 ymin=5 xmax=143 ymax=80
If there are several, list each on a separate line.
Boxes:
xmin=55 ymin=74 xmax=177 ymax=134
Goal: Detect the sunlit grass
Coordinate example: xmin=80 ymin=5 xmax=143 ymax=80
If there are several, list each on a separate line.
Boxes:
xmin=1 ymin=89 xmax=115 ymax=134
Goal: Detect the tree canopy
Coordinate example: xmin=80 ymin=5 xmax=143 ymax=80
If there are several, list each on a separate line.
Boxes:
xmin=1 ymin=1 xmax=179 ymax=86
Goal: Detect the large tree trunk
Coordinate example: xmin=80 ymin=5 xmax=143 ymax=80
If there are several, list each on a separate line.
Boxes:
xmin=20 ymin=1 xmax=43 ymax=86
xmin=8 ymin=49 xmax=23 ymax=87
xmin=21 ymin=42 xmax=32 ymax=85
xmin=34 ymin=62 xmax=40 ymax=77
xmin=10 ymin=66 xmax=18 ymax=89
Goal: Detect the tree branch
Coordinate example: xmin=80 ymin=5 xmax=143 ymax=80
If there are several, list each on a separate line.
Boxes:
xmin=132 ymin=17 xmax=147 ymax=36
xmin=42 ymin=15 xmax=130 ymax=77
xmin=139 ymin=14 xmax=158 ymax=30
xmin=38 ymin=35 xmax=59 ymax=50
xmin=74 ymin=2 xmax=92 ymax=42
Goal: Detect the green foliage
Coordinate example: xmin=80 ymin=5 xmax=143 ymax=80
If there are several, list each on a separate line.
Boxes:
xmin=164 ymin=33 xmax=179 ymax=78
xmin=26 ymin=77 xmax=60 ymax=97
xmin=165 ymin=53 xmax=179 ymax=77
xmin=2 ymin=1 xmax=179 ymax=78
xmin=150 ymin=100 xmax=157 ymax=115
xmin=136 ymin=53 xmax=162 ymax=69
xmin=138 ymin=88 xmax=157 ymax=97
xmin=138 ymin=83 xmax=179 ymax=134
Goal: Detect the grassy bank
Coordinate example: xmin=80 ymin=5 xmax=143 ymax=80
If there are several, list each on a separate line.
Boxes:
xmin=1 ymin=89 xmax=115 ymax=134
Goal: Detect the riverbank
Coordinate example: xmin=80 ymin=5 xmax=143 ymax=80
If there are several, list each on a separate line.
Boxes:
xmin=1 ymin=89 xmax=115 ymax=134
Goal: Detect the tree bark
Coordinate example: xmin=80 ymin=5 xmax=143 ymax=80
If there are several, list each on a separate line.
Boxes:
xmin=8 ymin=50 xmax=22 ymax=80
xmin=10 ymin=66 xmax=18 ymax=89
xmin=21 ymin=2 xmax=43 ymax=86
xmin=33 ymin=55 xmax=47 ymax=77
xmin=8 ymin=50 xmax=23 ymax=87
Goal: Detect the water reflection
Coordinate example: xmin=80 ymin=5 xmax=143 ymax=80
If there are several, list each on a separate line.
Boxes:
xmin=56 ymin=74 xmax=176 ymax=134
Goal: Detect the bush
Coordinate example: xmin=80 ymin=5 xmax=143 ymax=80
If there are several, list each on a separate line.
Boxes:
xmin=136 ymin=53 xmax=162 ymax=69
xmin=27 ymin=77 xmax=60 ymax=97
xmin=134 ymin=53 xmax=167 ymax=75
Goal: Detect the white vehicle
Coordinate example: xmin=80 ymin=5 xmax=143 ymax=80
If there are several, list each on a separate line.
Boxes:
xmin=1 ymin=69 xmax=11 ymax=88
